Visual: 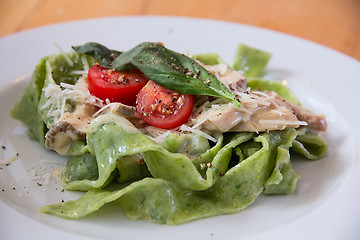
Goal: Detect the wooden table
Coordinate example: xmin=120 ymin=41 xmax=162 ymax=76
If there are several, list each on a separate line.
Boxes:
xmin=1 ymin=0 xmax=359 ymax=61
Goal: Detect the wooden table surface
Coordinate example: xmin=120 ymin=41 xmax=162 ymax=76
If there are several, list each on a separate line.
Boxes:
xmin=1 ymin=0 xmax=359 ymax=61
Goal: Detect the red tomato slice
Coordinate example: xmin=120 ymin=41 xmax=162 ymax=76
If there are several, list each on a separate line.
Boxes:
xmin=87 ymin=65 xmax=148 ymax=106
xmin=136 ymin=80 xmax=193 ymax=129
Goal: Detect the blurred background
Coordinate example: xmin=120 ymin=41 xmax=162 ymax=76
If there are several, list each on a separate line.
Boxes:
xmin=0 ymin=0 xmax=359 ymax=61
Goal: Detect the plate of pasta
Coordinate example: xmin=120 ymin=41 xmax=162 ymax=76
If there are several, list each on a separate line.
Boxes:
xmin=0 ymin=16 xmax=359 ymax=240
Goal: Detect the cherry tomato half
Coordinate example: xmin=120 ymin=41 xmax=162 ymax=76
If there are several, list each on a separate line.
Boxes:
xmin=136 ymin=80 xmax=193 ymax=129
xmin=87 ymin=65 xmax=148 ymax=106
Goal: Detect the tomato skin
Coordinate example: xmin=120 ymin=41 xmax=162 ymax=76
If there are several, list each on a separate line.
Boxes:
xmin=87 ymin=65 xmax=148 ymax=106
xmin=136 ymin=80 xmax=193 ymax=129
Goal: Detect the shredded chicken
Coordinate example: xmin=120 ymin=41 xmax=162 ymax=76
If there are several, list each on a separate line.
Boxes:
xmin=265 ymin=91 xmax=327 ymax=131
xmin=189 ymin=64 xmax=326 ymax=133
xmin=204 ymin=63 xmax=247 ymax=91
xmin=190 ymin=92 xmax=307 ymax=133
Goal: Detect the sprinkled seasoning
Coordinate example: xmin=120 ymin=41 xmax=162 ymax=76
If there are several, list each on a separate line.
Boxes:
xmin=138 ymin=157 xmax=145 ymax=165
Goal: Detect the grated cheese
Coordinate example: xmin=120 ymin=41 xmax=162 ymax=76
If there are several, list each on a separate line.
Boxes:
xmin=43 ymin=173 xmax=52 ymax=186
xmin=0 ymin=156 xmax=18 ymax=165
xmin=191 ymin=117 xmax=207 ymax=129
xmin=41 ymin=159 xmax=63 ymax=164
xmin=93 ymin=102 xmax=124 ymax=117
xmin=81 ymin=55 xmax=90 ymax=72
xmin=71 ymin=70 xmax=87 ymax=75
xmin=179 ymin=125 xmax=217 ymax=142
xmin=149 ymin=130 xmax=172 ymax=144
xmin=54 ymin=42 xmax=73 ymax=67
xmin=42 ymin=77 xmax=104 ymax=123
xmin=258 ymin=119 xmax=308 ymax=126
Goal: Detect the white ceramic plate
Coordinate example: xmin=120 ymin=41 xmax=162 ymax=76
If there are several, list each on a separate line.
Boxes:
xmin=0 ymin=16 xmax=359 ymax=240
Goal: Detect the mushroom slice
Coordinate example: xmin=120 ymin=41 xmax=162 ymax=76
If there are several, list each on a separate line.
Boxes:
xmin=94 ymin=102 xmax=145 ymax=128
xmin=45 ymin=103 xmax=96 ymax=155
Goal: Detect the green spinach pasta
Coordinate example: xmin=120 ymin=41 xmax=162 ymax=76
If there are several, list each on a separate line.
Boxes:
xmin=10 ymin=42 xmax=327 ymax=224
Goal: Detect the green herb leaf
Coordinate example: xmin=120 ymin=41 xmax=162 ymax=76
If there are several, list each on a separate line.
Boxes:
xmin=72 ymin=42 xmax=122 ymax=67
xmin=73 ymin=42 xmax=241 ymax=107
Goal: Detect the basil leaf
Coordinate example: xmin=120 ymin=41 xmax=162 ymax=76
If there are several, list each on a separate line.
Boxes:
xmin=72 ymin=42 xmax=122 ymax=67
xmin=73 ymin=42 xmax=241 ymax=107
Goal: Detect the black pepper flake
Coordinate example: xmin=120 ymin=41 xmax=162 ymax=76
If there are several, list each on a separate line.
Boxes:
xmin=61 ymin=199 xmax=65 ymax=202
xmin=37 ymin=182 xmax=42 ymax=186
xmin=1 ymin=189 xmax=4 ymax=192
xmin=12 ymin=187 xmax=16 ymax=190
xmin=182 ymin=68 xmax=189 ymax=74
xmin=61 ymin=189 xmax=64 ymax=192
xmin=138 ymin=157 xmax=145 ymax=165
xmin=16 ymin=153 xmax=19 ymax=157
xmin=1 ymin=146 xmax=5 ymax=150
xmin=219 ymin=172 xmax=225 ymax=176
